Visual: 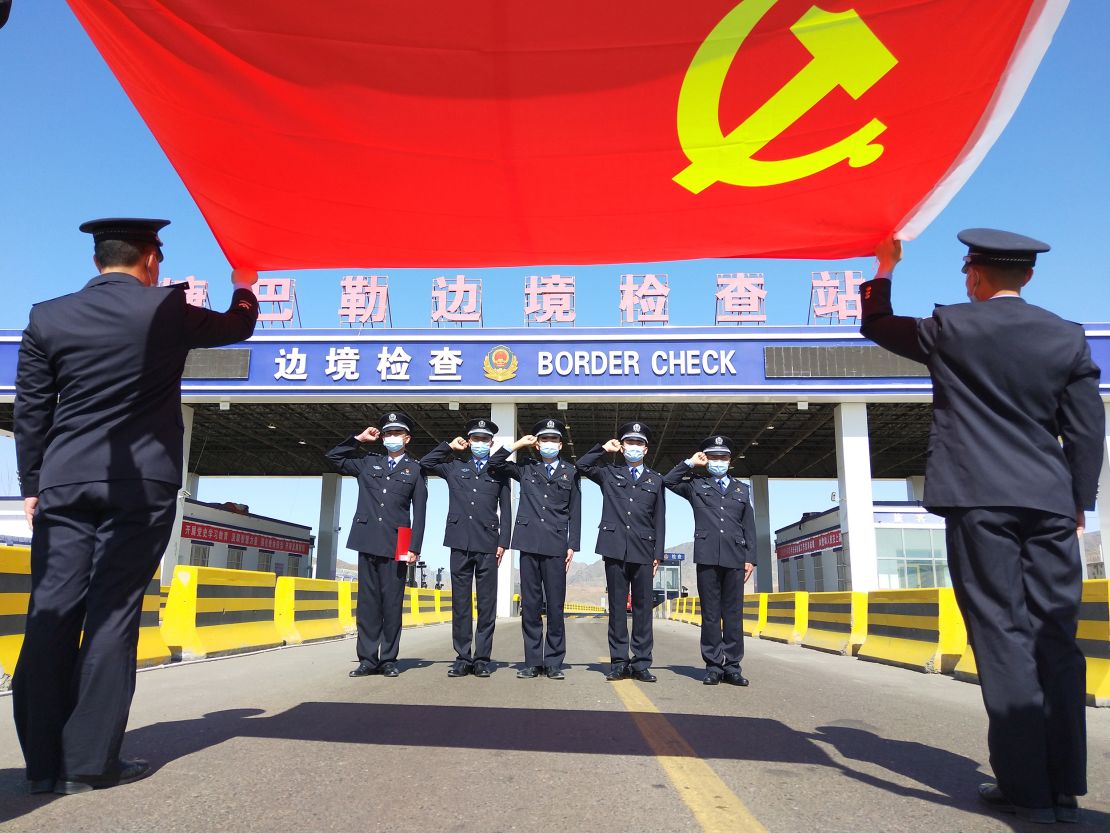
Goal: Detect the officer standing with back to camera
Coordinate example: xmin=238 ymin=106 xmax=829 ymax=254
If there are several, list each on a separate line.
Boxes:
xmin=576 ymin=421 xmax=665 ymax=682
xmin=419 ymin=417 xmax=511 ymax=678
xmin=13 ymin=218 xmax=258 ymax=795
xmin=326 ymin=412 xmax=427 ymax=679
xmin=860 ymin=230 xmax=1103 ymax=824
xmin=663 ymin=436 xmax=756 ymax=686
xmin=487 ymin=418 xmax=581 ymax=679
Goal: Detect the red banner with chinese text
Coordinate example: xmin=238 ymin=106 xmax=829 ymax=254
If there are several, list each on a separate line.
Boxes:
xmin=66 ymin=0 xmax=1067 ymax=269
xmin=776 ymin=528 xmax=842 ymax=560
xmin=181 ymin=520 xmax=311 ymax=556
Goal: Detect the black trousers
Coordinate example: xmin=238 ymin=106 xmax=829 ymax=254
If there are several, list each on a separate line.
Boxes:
xmin=356 ymin=553 xmax=408 ymax=667
xmin=519 ymin=552 xmax=566 ymax=668
xmin=945 ymin=507 xmax=1086 ymax=807
xmin=13 ymin=479 xmax=177 ymax=781
xmin=604 ymin=557 xmax=654 ymax=671
xmin=696 ymin=564 xmax=744 ymax=671
xmin=450 ymin=549 xmax=498 ymax=663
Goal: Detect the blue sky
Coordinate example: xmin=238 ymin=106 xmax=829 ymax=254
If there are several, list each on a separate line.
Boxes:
xmin=1 ymin=2 xmax=1107 ymax=570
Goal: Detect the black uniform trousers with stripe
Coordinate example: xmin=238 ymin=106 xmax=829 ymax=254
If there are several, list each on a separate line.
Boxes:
xmin=696 ymin=564 xmax=744 ymax=671
xmin=356 ymin=553 xmax=408 ymax=668
xmin=519 ymin=552 xmax=566 ymax=669
xmin=13 ymin=479 xmax=177 ymax=781
xmin=450 ymin=549 xmax=498 ymax=664
xmin=944 ymin=506 xmax=1086 ymax=806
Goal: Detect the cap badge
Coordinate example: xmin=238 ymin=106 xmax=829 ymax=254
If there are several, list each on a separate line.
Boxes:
xmin=633 ymin=423 xmax=641 ymax=432
xmin=389 ymin=413 xmax=397 ymax=421
xmin=716 ymin=436 xmax=723 ymax=445
xmin=547 ymin=420 xmax=555 ymax=428
xmin=479 ymin=420 xmax=486 ymax=428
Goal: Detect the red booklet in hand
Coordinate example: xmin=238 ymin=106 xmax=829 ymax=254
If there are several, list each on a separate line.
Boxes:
xmin=395 ymin=527 xmax=412 ymax=561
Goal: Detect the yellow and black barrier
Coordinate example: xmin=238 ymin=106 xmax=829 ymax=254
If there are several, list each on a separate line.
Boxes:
xmin=159 ymin=586 xmax=169 ymax=616
xmin=761 ymin=591 xmax=808 ymax=644
xmin=162 ymin=566 xmax=284 ymax=660
xmin=138 ymin=574 xmax=171 ymax=667
xmin=437 ymin=590 xmax=453 ymax=624
xmin=0 ymin=545 xmax=31 ymax=681
xmin=338 ymin=581 xmax=357 ymax=632
xmin=858 ymin=588 xmax=966 ymax=673
xmin=1079 ymin=579 xmax=1110 ymax=706
xmin=275 ymin=577 xmax=345 ymax=644
xmin=742 ymin=593 xmax=766 ymax=638
xmin=802 ymin=591 xmax=867 ymax=656
xmin=565 ymin=601 xmax=606 ymax=614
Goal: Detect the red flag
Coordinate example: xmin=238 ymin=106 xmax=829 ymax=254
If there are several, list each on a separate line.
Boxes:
xmin=66 ymin=0 xmax=1067 ymax=268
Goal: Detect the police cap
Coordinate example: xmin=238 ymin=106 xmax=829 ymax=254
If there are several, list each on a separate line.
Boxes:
xmin=699 ymin=435 xmax=735 ymax=456
xmin=466 ymin=418 xmax=498 ymax=437
xmin=532 ymin=417 xmax=566 ymax=440
xmin=378 ymin=411 xmax=414 ymax=433
xmin=619 ymin=421 xmax=652 ymax=444
xmin=957 ymin=228 xmax=1049 ymax=273
xmin=79 ymin=217 xmax=170 ymax=262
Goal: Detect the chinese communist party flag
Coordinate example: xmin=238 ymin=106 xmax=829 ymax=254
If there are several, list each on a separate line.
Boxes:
xmin=67 ymin=0 xmax=1068 ymax=269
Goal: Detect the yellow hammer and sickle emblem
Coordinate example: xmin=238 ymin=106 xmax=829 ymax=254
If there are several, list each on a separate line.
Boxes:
xmin=674 ymin=0 xmax=898 ymax=193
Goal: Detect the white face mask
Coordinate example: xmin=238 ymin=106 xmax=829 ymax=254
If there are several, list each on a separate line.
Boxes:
xmin=383 ymin=437 xmax=405 ymax=453
xmin=622 ymin=445 xmax=646 ymax=464
xmin=538 ymin=441 xmax=561 ymax=459
xmin=469 ymin=440 xmax=491 ymax=458
xmin=707 ymin=461 xmax=729 ymax=477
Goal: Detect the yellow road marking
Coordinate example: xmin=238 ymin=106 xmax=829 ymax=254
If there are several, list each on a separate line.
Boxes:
xmin=604 ymin=661 xmax=768 ymax=833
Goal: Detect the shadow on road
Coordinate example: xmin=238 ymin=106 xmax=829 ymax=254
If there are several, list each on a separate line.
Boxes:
xmin=2 ymin=702 xmax=1106 ymax=830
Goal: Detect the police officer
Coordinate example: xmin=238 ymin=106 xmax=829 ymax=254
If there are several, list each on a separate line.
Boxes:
xmin=487 ymin=418 xmax=581 ymax=679
xmin=326 ymin=412 xmax=428 ymax=678
xmin=576 ymin=422 xmax=665 ymax=682
xmin=13 ymin=218 xmax=258 ymax=794
xmin=663 ymin=436 xmax=756 ymax=686
xmin=861 ymin=231 xmax=1103 ymax=824
xmin=419 ymin=418 xmax=511 ymax=678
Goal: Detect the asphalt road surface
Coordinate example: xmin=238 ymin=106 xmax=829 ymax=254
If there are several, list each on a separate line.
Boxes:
xmin=1 ymin=616 xmax=1108 ymax=832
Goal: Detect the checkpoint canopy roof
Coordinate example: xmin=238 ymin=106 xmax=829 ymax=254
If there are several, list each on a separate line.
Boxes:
xmin=0 ymin=399 xmax=932 ymax=479
xmin=64 ymin=0 xmax=1068 ymax=268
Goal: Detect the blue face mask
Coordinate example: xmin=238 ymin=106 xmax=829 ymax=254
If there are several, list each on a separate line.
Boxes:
xmin=622 ymin=445 xmax=646 ymax=464
xmin=539 ymin=442 xmax=561 ymax=459
xmin=383 ymin=437 xmax=405 ymax=453
xmin=469 ymin=441 xmax=491 ymax=459
xmin=707 ymin=461 xmax=729 ymax=478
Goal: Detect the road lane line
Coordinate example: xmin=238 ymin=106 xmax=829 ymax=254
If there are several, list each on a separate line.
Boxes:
xmin=605 ymin=666 xmax=769 ymax=833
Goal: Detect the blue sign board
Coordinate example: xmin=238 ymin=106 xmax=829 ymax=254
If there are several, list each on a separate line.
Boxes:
xmin=2 ymin=325 xmax=1108 ymax=400
xmin=662 ymin=552 xmax=685 ymax=563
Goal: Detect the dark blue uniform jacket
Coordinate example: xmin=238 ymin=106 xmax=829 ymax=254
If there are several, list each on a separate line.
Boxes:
xmin=419 ymin=442 xmax=511 ymax=553
xmin=663 ymin=465 xmax=756 ymax=568
xmin=576 ymin=444 xmax=665 ymax=565
xmin=487 ymin=447 xmax=581 ymax=558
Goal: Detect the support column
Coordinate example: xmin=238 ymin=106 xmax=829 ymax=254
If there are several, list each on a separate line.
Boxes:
xmin=491 ymin=401 xmax=518 ymax=617
xmin=835 ymin=403 xmax=877 ymax=592
xmin=315 ymin=472 xmax=342 ymax=579
xmin=750 ymin=475 xmax=774 ymax=592
xmin=1093 ymin=402 xmax=1110 ymax=581
xmin=185 ymin=472 xmax=201 ymax=500
xmin=160 ymin=404 xmax=193 ymax=583
xmin=905 ymin=476 xmax=925 ymax=502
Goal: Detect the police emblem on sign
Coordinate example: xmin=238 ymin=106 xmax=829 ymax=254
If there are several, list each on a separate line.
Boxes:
xmin=483 ymin=344 xmax=518 ymax=382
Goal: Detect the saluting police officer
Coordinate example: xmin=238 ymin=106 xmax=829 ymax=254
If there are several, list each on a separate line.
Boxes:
xmin=576 ymin=422 xmax=665 ymax=682
xmin=13 ymin=218 xmax=258 ymax=794
xmin=861 ymin=231 xmax=1103 ymax=824
xmin=487 ymin=418 xmax=581 ymax=679
xmin=419 ymin=418 xmax=511 ymax=678
xmin=326 ymin=412 xmax=428 ymax=678
xmin=663 ymin=436 xmax=756 ymax=686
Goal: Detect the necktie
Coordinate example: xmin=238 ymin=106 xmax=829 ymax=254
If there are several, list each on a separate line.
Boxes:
xmin=546 ymin=464 xmax=555 ymax=478
xmin=631 ymin=467 xmax=640 ymax=482
xmin=388 ymin=458 xmax=396 ymax=472
xmin=476 ymin=460 xmax=484 ymax=472
xmin=717 ymin=478 xmax=727 ymax=494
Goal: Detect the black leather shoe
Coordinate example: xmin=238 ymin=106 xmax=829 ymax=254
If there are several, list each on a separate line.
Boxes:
xmin=29 ymin=779 xmax=56 ymax=795
xmin=472 ymin=661 xmax=491 ymax=678
xmin=630 ymin=669 xmax=657 ymax=683
xmin=703 ymin=670 xmax=722 ymax=685
xmin=55 ymin=760 xmax=151 ymax=795
xmin=1054 ymin=794 xmax=1079 ymax=824
xmin=381 ymin=662 xmax=400 ymax=677
xmin=516 ymin=665 xmax=540 ymax=678
xmin=977 ymin=783 xmax=1055 ymax=824
xmin=605 ymin=665 xmax=628 ymax=682
xmin=349 ymin=663 xmax=377 ymax=677
xmin=723 ymin=670 xmax=749 ymax=687
xmin=545 ymin=666 xmax=565 ymax=680
xmin=447 ymin=661 xmax=471 ymax=677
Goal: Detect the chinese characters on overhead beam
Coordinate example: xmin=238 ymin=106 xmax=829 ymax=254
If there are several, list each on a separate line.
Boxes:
xmin=164 ymin=272 xmax=865 ymax=328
